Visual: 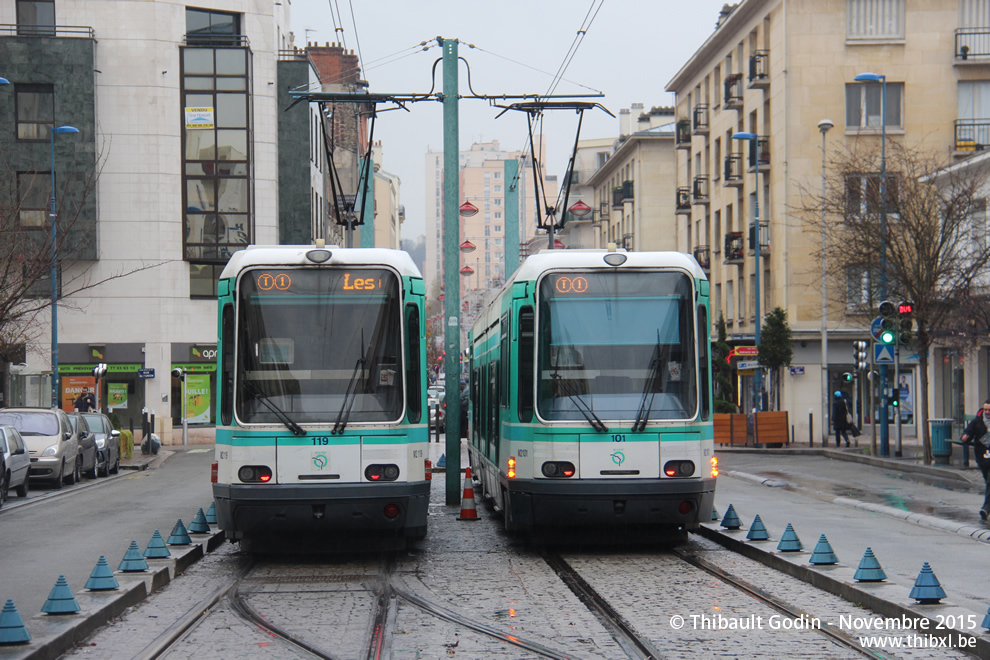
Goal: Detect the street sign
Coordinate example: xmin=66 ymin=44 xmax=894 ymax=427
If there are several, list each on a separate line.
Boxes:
xmin=137 ymin=368 xmax=155 ymax=379
xmin=789 ymin=366 xmax=805 ymax=375
xmin=874 ymin=344 xmax=894 ymax=364
xmin=737 ymin=360 xmax=760 ymax=371
xmin=735 ymin=346 xmax=758 ymax=356
xmin=870 ymin=316 xmax=884 ymax=340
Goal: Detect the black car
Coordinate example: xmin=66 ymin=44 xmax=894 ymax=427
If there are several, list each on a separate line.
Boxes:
xmin=67 ymin=414 xmax=100 ymax=479
xmin=82 ymin=413 xmax=121 ymax=476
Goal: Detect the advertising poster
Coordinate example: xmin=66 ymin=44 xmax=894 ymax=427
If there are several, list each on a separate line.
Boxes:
xmin=61 ymin=376 xmax=96 ymax=413
xmin=185 ymin=373 xmax=212 ymax=423
xmin=107 ymin=383 xmax=128 ymax=411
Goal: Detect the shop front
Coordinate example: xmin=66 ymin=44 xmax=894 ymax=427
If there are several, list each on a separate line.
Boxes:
xmin=171 ymin=343 xmax=217 ymax=427
xmin=58 ymin=343 xmax=145 ymax=426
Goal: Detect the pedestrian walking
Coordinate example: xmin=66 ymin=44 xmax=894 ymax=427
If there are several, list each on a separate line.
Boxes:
xmin=73 ymin=387 xmax=97 ymax=413
xmin=959 ymin=399 xmax=990 ymax=521
xmin=831 ymin=391 xmax=852 ymax=448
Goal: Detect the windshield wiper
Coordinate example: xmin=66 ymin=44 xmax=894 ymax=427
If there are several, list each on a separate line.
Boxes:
xmin=243 ymin=380 xmax=305 ymax=436
xmin=551 ymin=357 xmax=608 ymax=433
xmin=333 ymin=330 xmax=367 ymax=435
xmin=633 ymin=330 xmax=662 ymax=433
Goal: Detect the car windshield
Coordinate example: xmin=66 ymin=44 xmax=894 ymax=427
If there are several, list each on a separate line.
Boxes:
xmin=0 ymin=412 xmax=59 ymax=435
xmin=82 ymin=415 xmax=105 ymax=433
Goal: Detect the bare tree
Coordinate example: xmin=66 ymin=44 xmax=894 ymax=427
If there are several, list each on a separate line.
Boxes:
xmin=803 ymin=141 xmax=990 ymax=463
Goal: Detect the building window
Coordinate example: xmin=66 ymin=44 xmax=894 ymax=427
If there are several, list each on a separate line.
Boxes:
xmin=845 ymin=173 xmax=898 ymax=216
xmin=494 ymin=224 xmax=502 ymax=233
xmin=190 ymin=264 xmax=224 ymax=298
xmin=494 ymin=185 xmax=502 ymax=193
xmin=494 ymin=171 xmax=501 ymax=179
xmin=16 ymin=0 xmax=54 ymax=36
xmin=845 ymin=266 xmax=872 ymax=311
xmin=846 ymin=0 xmax=904 ymax=40
xmin=17 ymin=172 xmax=48 ymax=228
xmin=185 ymin=8 xmax=241 ymax=46
xmin=846 ymin=82 xmax=902 ymax=129
xmin=493 ymin=198 xmax=502 ymax=206
xmin=16 ymin=84 xmax=54 ymax=141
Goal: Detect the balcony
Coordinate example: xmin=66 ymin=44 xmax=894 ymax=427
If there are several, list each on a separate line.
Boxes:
xmin=0 ymin=24 xmax=94 ymax=37
xmin=724 ymin=73 xmax=744 ymax=109
xmin=955 ymin=28 xmax=990 ymax=63
xmin=953 ymin=119 xmax=990 ymax=152
xmin=622 ymin=180 xmax=634 ymax=200
xmin=676 ymin=120 xmax=692 ymax=149
xmin=676 ymin=187 xmax=692 ymax=214
xmin=747 ymin=136 xmax=770 ymax=172
xmin=612 ymin=186 xmax=625 ymax=208
xmin=693 ymin=104 xmax=710 ymax=135
xmin=692 ymin=176 xmax=710 ymax=205
xmin=748 ymin=221 xmax=769 ymax=257
xmin=724 ymin=232 xmax=744 ymax=264
xmin=723 ymin=153 xmax=744 ymax=187
xmin=693 ymin=246 xmax=711 ymax=270
xmin=748 ymin=50 xmax=770 ymax=89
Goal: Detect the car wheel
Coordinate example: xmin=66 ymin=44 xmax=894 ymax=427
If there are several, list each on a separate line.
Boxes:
xmin=110 ymin=452 xmax=120 ymax=475
xmin=88 ymin=453 xmax=100 ymax=479
xmin=65 ymin=457 xmax=78 ymax=485
xmin=0 ymin=471 xmax=8 ymax=509
xmin=15 ymin=472 xmax=29 ymax=498
xmin=97 ymin=453 xmax=108 ymax=478
xmin=53 ymin=461 xmax=64 ymax=490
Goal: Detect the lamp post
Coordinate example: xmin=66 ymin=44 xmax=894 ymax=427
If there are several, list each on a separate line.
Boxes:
xmin=50 ymin=125 xmax=79 ymax=409
xmin=855 ymin=71 xmax=890 ymax=456
xmin=818 ymin=118 xmax=833 ymax=445
xmin=732 ymin=131 xmax=764 ymax=412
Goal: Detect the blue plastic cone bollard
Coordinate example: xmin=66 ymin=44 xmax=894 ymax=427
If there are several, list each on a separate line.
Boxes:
xmin=981 ymin=606 xmax=990 ymax=630
xmin=167 ymin=519 xmax=192 ymax=545
xmin=85 ymin=556 xmax=119 ymax=591
xmin=746 ymin=514 xmax=770 ymax=541
xmin=41 ymin=575 xmax=80 ymax=614
xmin=188 ymin=508 xmax=211 ymax=534
xmin=720 ymin=503 xmax=742 ymax=530
xmin=777 ymin=523 xmax=803 ymax=552
xmin=853 ymin=547 xmax=887 ymax=582
xmin=909 ymin=562 xmax=946 ymax=603
xmin=119 ymin=540 xmax=149 ymax=572
xmin=809 ymin=534 xmax=839 ymax=565
xmin=205 ymin=502 xmax=217 ymax=525
xmin=711 ymin=506 xmax=720 ymax=521
xmin=144 ymin=530 xmax=171 ymax=559
xmin=436 ymin=453 xmax=446 ymax=468
xmin=0 ymin=599 xmax=31 ymax=644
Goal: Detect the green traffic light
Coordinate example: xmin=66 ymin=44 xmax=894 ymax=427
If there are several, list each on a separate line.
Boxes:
xmin=880 ymin=330 xmax=895 ymax=344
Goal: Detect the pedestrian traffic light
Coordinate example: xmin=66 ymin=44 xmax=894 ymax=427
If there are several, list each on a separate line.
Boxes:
xmin=842 ymin=372 xmax=854 ymax=382
xmin=853 ymin=340 xmax=868 ymax=371
xmin=889 ymin=388 xmax=900 ymax=408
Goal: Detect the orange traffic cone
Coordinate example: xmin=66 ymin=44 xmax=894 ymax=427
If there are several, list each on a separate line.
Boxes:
xmin=457 ymin=467 xmax=480 ymax=521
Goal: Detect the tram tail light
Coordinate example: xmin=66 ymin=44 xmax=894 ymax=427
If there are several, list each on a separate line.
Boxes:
xmin=711 ymin=456 xmax=719 ymax=478
xmin=663 ymin=460 xmax=696 ymax=477
xmin=211 ymin=462 xmax=218 ymax=483
xmin=425 ymin=459 xmax=432 ymax=481
xmin=384 ymin=504 xmax=400 ymax=519
xmin=365 ymin=464 xmax=400 ymax=482
xmin=541 ymin=461 xmax=576 ymax=478
xmin=237 ymin=465 xmax=272 ymax=483
xmin=507 ymin=457 xmax=516 ymax=479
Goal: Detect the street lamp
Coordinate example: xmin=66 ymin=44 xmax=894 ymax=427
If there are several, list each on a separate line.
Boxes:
xmin=818 ymin=118 xmax=833 ymax=445
xmin=0 ymin=77 xmax=10 ymax=85
xmin=732 ymin=131 xmax=764 ymax=412
xmin=50 ymin=124 xmax=79 ymax=409
xmin=855 ymin=71 xmax=890 ymax=456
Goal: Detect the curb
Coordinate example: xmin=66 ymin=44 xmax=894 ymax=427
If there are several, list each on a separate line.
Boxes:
xmin=0 ymin=531 xmax=225 ymax=660
xmin=695 ymin=524 xmax=990 ymax=660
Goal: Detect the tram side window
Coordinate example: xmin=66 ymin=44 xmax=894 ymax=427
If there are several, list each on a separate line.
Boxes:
xmin=221 ymin=304 xmax=234 ymax=425
xmin=500 ymin=314 xmax=509 ymax=407
xmin=517 ymin=306 xmax=534 ymax=422
xmin=405 ymin=304 xmax=422 ymax=424
xmin=698 ymin=304 xmax=710 ymax=421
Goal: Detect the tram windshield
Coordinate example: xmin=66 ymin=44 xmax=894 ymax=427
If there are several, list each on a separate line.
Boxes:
xmin=536 ymin=270 xmax=697 ymax=423
xmin=235 ymin=267 xmax=403 ymax=425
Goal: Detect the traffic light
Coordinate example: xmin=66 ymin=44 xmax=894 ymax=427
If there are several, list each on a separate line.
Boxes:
xmin=898 ymin=300 xmax=914 ymax=345
xmin=879 ymin=321 xmax=896 ymax=345
xmin=842 ymin=372 xmax=854 ymax=382
xmin=878 ymin=300 xmax=897 ymax=344
xmin=853 ymin=340 xmax=868 ymax=371
xmin=889 ymin=387 xmax=900 ymax=408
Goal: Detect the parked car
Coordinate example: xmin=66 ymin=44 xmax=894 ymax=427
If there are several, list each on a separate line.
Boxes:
xmin=428 ymin=391 xmax=446 ymax=433
xmin=0 ymin=425 xmax=31 ymax=506
xmin=0 ymin=408 xmax=80 ymax=488
xmin=67 ymin=414 xmax=100 ymax=479
xmin=82 ymin=413 xmax=120 ymax=476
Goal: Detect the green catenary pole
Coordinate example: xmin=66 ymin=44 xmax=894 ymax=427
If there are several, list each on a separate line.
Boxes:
xmin=504 ymin=159 xmax=520 ymax=278
xmin=360 ymin=156 xmax=375 ymax=247
xmin=440 ymin=37 xmax=462 ymax=506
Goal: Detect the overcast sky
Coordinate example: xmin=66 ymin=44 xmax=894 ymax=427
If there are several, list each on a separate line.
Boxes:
xmin=290 ymin=0 xmax=730 ymax=239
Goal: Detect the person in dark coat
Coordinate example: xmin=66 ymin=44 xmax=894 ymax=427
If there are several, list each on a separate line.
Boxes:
xmin=959 ymin=399 xmax=990 ymax=521
xmin=831 ymin=391 xmax=852 ymax=448
xmin=459 ymin=379 xmax=469 ymax=439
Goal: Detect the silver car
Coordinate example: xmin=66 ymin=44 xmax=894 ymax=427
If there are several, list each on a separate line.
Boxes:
xmin=0 ymin=425 xmax=31 ymax=506
xmin=81 ymin=413 xmax=120 ymax=476
xmin=0 ymin=408 xmax=81 ymax=488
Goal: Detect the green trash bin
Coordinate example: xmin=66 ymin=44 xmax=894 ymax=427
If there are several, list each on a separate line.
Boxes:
xmin=929 ymin=419 xmax=953 ymax=464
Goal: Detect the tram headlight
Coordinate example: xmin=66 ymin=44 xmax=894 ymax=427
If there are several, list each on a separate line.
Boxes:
xmin=507 ymin=457 xmax=516 ymax=479
xmin=663 ymin=460 xmax=696 ymax=478
xmin=711 ymin=456 xmax=719 ymax=478
xmin=237 ymin=465 xmax=273 ymax=483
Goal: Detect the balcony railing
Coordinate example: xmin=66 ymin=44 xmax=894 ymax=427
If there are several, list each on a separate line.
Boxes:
xmin=724 ymin=232 xmax=744 ymax=263
xmin=676 ymin=187 xmax=692 ymax=214
xmin=0 ymin=24 xmax=94 ymax=37
xmin=748 ymin=136 xmax=770 ymax=171
xmin=184 ymin=33 xmax=250 ymax=47
xmin=724 ymin=153 xmax=744 ymax=186
xmin=748 ymin=50 xmax=770 ymax=88
xmin=724 ymin=73 xmax=744 ymax=109
xmin=622 ymin=180 xmax=634 ymax=200
xmin=749 ymin=221 xmax=770 ymax=256
xmin=693 ymin=104 xmax=710 ymax=134
xmin=954 ymin=119 xmax=990 ymax=151
xmin=692 ymin=176 xmax=710 ymax=205
xmin=955 ymin=28 xmax=990 ymax=62
xmin=693 ymin=246 xmax=711 ymax=270
xmin=676 ymin=121 xmax=692 ymax=148
xmin=612 ymin=187 xmax=625 ymax=208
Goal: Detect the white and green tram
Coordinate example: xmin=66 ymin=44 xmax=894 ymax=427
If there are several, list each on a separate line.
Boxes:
xmin=212 ymin=244 xmax=430 ymax=548
xmin=467 ymin=249 xmax=716 ymax=534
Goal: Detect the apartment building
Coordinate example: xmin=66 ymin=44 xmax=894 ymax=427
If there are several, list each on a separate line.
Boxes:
xmin=666 ymin=0 xmax=990 ymax=438
xmin=0 ymin=1 xmax=343 ymax=437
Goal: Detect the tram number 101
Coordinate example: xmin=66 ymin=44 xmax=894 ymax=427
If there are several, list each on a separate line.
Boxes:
xmin=611 ymin=434 xmax=626 ymax=442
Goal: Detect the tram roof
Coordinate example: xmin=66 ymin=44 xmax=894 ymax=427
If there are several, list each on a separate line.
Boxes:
xmin=509 ymin=249 xmax=706 ymax=284
xmin=219 ymin=245 xmax=423 ymax=279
